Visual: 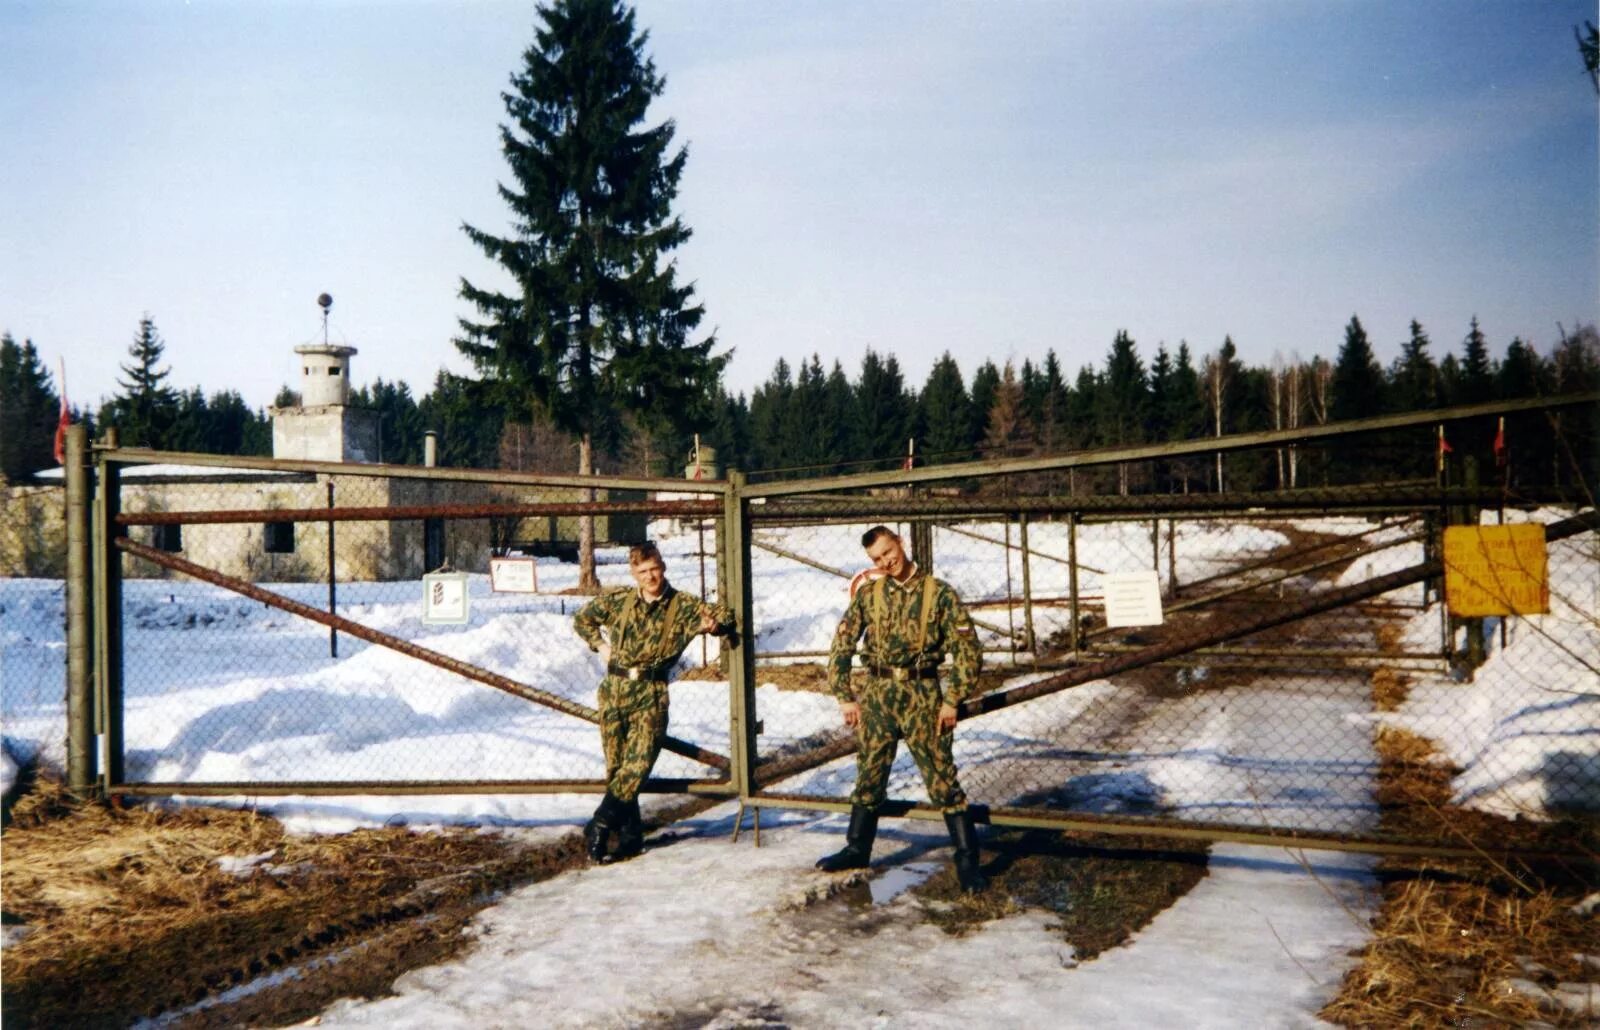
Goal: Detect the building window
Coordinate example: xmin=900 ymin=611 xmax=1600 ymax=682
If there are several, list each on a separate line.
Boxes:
xmin=303 ymin=366 xmax=311 ymax=375
xmin=264 ymin=522 xmax=295 ymax=554
xmin=153 ymin=524 xmax=182 ymax=552
xmin=328 ymin=366 xmax=340 ymax=375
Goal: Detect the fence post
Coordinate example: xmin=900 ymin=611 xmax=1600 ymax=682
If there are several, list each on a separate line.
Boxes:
xmin=93 ymin=434 xmax=125 ymax=791
xmin=1018 ymin=512 xmax=1036 ymax=654
xmin=720 ymin=470 xmax=759 ymax=796
xmin=64 ymin=424 xmax=96 ymax=794
xmin=1067 ymin=512 xmax=1082 ymax=656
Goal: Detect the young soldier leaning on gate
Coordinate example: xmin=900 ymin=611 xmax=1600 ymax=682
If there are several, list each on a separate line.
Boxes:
xmin=816 ymin=525 xmax=988 ymax=892
xmin=573 ymin=542 xmax=737 ymax=863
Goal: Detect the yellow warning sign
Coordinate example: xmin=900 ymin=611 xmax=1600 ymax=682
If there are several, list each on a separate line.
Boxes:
xmin=1442 ymin=525 xmax=1549 ymax=616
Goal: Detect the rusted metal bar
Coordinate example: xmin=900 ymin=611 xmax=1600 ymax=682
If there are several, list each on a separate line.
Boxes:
xmin=741 ymin=392 xmax=1599 ymax=498
xmin=751 ymin=535 xmax=853 ymax=578
xmin=117 ymin=499 xmax=722 ymax=526
xmin=93 ymin=445 xmax=731 ymax=495
xmin=114 ymin=537 xmax=731 ymax=772
xmin=938 ymin=521 xmax=1107 ymax=575
xmin=110 ymin=778 xmax=734 ymax=797
xmin=749 ymin=487 xmax=1577 ymax=521
xmin=1173 ymin=515 xmax=1415 ymax=595
xmin=1153 ymin=530 xmax=1428 ymax=619
xmin=750 ymin=510 xmax=1597 ymax=789
xmin=964 ymin=509 xmax=1597 ymax=719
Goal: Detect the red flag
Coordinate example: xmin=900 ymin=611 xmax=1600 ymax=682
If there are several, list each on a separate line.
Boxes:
xmin=1493 ymin=417 xmax=1506 ymax=467
xmin=903 ymin=438 xmax=915 ymax=472
xmin=1435 ymin=425 xmax=1451 ymax=474
xmin=52 ymin=358 xmax=69 ymax=465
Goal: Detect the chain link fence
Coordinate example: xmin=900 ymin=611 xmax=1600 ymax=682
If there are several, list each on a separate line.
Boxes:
xmin=101 ymin=462 xmax=733 ymax=793
xmin=4 ymin=397 xmax=1595 ymax=851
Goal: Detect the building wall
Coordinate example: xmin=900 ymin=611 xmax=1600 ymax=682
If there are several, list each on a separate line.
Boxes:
xmin=0 ymin=483 xmax=67 ymax=577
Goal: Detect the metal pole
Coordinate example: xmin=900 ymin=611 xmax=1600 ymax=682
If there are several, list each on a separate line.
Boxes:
xmin=1019 ymin=513 xmax=1036 ymax=654
xmin=1003 ymin=517 xmax=1017 ymax=660
xmin=1067 ymin=512 xmax=1081 ymax=656
xmin=94 ymin=433 xmax=124 ymax=791
xmin=720 ymin=470 xmax=759 ymax=797
xmin=65 ymin=424 xmax=96 ymax=794
xmin=327 ymin=481 xmax=338 ymax=658
xmin=1166 ymin=518 xmax=1178 ymax=596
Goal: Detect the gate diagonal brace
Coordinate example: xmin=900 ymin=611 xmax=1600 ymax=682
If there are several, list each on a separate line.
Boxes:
xmin=114 ymin=537 xmax=730 ymax=773
xmin=752 ymin=510 xmax=1597 ymax=791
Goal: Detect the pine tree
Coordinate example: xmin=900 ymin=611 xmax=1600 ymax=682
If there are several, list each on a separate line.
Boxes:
xmin=1096 ymin=330 xmax=1149 ymax=494
xmin=1459 ymin=316 xmax=1495 ymax=405
xmin=918 ymin=352 xmax=973 ymax=464
xmin=0 ymin=334 xmax=61 ymax=480
xmin=747 ymin=357 xmax=793 ymax=473
xmin=1390 ymin=320 xmax=1438 ymax=413
xmin=454 ymin=0 xmax=724 ymax=586
xmin=418 ymin=370 xmax=505 ymax=469
xmin=853 ymin=348 xmax=913 ymax=466
xmin=105 ymin=315 xmax=180 ymax=447
xmin=1330 ymin=316 xmax=1384 ymax=422
xmin=969 ymin=360 xmax=1000 ymax=452
xmin=982 ymin=361 xmax=1032 ymax=459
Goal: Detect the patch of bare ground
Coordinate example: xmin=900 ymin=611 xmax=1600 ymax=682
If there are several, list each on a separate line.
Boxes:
xmin=1321 ymin=665 xmax=1600 ymax=1027
xmin=909 ymin=828 xmax=1210 ymax=961
xmin=0 ymin=778 xmax=718 ymax=1029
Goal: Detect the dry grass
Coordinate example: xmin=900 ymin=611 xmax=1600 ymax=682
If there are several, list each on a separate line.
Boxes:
xmin=0 ymin=777 xmax=586 ymax=1028
xmin=1318 ymin=665 xmax=1600 ymax=1027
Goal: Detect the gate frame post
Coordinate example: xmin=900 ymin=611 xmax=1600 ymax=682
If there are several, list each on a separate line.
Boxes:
xmin=65 ymin=424 xmax=96 ymax=794
xmin=92 ymin=434 xmax=125 ymax=792
xmin=720 ymin=470 xmax=759 ymax=797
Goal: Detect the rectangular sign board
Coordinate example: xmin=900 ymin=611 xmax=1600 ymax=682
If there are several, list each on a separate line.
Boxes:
xmin=422 ymin=571 xmax=471 ymax=625
xmin=1443 ymin=524 xmax=1549 ymax=617
xmin=1102 ymin=570 xmax=1165 ymax=629
xmin=489 ymin=557 xmax=539 ymax=594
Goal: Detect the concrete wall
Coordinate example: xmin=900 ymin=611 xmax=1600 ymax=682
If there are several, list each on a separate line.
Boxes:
xmin=0 ymin=483 xmax=66 ymax=577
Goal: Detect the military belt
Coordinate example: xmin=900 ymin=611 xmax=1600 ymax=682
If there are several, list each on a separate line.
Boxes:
xmin=607 ymin=660 xmax=673 ymax=683
xmin=866 ymin=663 xmax=941 ymax=682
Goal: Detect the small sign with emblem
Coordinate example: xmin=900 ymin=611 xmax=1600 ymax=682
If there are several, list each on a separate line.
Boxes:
xmin=489 ymin=557 xmax=539 ymax=594
xmin=422 ymin=571 xmax=470 ymax=625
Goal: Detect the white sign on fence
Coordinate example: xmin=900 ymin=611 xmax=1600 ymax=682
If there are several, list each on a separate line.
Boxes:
xmin=422 ymin=571 xmax=470 ymax=625
xmin=489 ymin=557 xmax=539 ymax=594
xmin=1102 ymin=570 xmax=1164 ymax=628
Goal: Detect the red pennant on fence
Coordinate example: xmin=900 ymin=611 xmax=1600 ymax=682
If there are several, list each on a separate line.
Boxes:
xmin=1493 ymin=416 xmax=1507 ymax=467
xmin=52 ymin=358 xmax=69 ymax=465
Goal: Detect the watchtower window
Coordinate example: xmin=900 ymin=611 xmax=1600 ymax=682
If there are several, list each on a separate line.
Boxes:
xmin=152 ymin=524 xmax=183 ymax=553
xmin=264 ymin=522 xmax=295 ymax=554
xmin=303 ymin=366 xmax=311 ymax=375
xmin=328 ymin=366 xmax=340 ymax=375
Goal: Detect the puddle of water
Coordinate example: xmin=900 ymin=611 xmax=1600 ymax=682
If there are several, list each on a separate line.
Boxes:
xmin=868 ymin=861 xmax=943 ymax=905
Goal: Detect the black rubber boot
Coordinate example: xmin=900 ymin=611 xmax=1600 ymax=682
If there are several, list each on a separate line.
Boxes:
xmin=585 ymin=792 xmax=624 ymax=863
xmin=815 ymin=804 xmax=878 ymax=872
xmin=944 ymin=809 xmax=989 ymax=893
xmin=604 ymin=798 xmax=645 ymax=864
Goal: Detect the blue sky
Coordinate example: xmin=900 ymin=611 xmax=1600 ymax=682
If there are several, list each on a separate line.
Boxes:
xmin=2 ymin=0 xmax=1595 ymax=413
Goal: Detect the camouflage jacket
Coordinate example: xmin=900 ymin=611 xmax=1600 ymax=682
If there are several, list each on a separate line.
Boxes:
xmin=573 ymin=583 xmax=735 ymax=674
xmin=828 ymin=566 xmax=980 ymax=707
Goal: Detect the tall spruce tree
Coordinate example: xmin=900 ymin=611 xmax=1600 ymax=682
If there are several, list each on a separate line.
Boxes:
xmin=969 ymin=360 xmax=1000 ymax=451
xmin=747 ymin=357 xmax=793 ymax=472
xmin=0 ymin=334 xmax=61 ymax=480
xmin=918 ymin=352 xmax=973 ymax=463
xmin=853 ymin=348 xmax=913 ymax=466
xmin=103 ymin=315 xmax=180 ymax=448
xmin=454 ymin=0 xmax=723 ymax=587
xmin=1390 ymin=319 xmax=1439 ymax=413
xmin=1330 ymin=316 xmax=1384 ymax=422
xmin=1096 ymin=330 xmax=1149 ymax=494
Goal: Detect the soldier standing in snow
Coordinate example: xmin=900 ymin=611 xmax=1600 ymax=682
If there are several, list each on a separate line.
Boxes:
xmin=816 ymin=525 xmax=988 ymax=892
xmin=573 ymin=542 xmax=736 ymax=863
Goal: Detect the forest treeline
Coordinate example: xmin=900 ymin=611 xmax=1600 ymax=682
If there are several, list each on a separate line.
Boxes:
xmin=4 ymin=313 xmax=1595 ymax=491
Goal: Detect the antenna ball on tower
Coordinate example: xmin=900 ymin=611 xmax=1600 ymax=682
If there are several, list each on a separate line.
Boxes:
xmin=317 ymin=293 xmax=333 ymax=311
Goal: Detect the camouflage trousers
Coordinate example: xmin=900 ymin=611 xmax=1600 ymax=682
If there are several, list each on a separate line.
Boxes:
xmin=598 ymin=675 xmax=670 ymax=803
xmin=849 ymin=676 xmax=967 ymax=812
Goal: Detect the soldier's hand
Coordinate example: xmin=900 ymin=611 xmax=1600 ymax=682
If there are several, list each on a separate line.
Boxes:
xmin=698 ymin=607 xmax=720 ymax=634
xmin=937 ymin=703 xmax=958 ymax=733
xmin=839 ymin=701 xmax=862 ymax=729
xmin=598 ymin=642 xmax=612 ymax=668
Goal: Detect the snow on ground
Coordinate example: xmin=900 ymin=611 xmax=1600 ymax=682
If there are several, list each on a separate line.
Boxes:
xmin=8 ymin=511 xmax=1596 ymax=1025
xmin=284 ymin=806 xmax=1374 ymax=1030
xmin=1373 ymin=517 xmax=1600 ymax=819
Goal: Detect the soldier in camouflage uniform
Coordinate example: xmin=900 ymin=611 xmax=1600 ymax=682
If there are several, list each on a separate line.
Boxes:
xmin=816 ymin=525 xmax=988 ymax=892
xmin=574 ymin=542 xmax=736 ymax=863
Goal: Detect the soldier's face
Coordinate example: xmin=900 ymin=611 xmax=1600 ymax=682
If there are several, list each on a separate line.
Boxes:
xmin=631 ymin=558 xmax=667 ymax=599
xmin=865 ymin=534 xmax=909 ymax=579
